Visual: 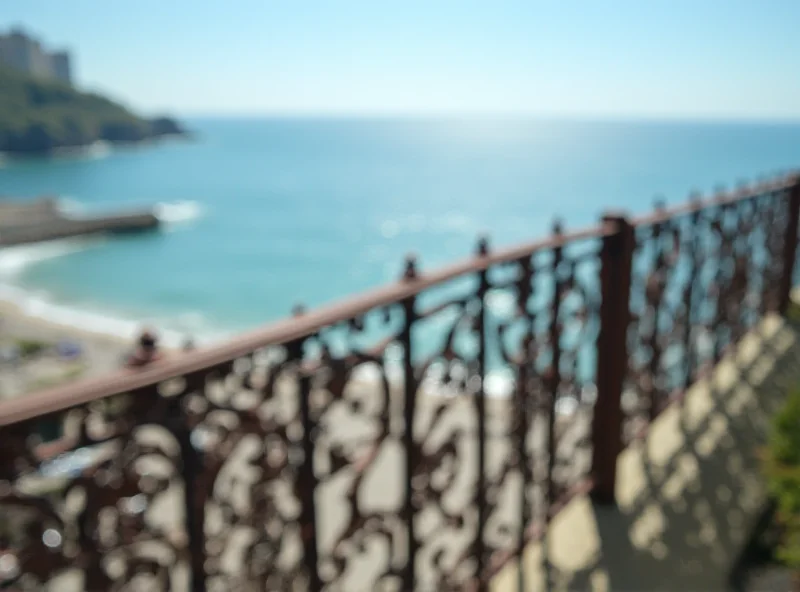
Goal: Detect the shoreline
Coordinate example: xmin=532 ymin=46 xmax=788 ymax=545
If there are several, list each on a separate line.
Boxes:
xmin=0 ymin=299 xmax=131 ymax=388
xmin=0 ymin=133 xmax=193 ymax=163
xmin=0 ymin=296 xmax=130 ymax=348
xmin=0 ymin=296 xmax=131 ymax=401
xmin=0 ymin=292 xmax=207 ymax=402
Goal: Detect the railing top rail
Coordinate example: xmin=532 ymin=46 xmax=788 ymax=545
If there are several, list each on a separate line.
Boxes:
xmin=630 ymin=173 xmax=799 ymax=228
xmin=0 ymin=223 xmax=609 ymax=427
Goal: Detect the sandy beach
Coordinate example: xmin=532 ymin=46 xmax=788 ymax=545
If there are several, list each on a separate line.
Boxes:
xmin=0 ymin=297 xmax=132 ymax=400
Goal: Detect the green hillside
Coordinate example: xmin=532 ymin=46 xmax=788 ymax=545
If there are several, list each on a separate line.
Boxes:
xmin=0 ymin=66 xmax=185 ymax=154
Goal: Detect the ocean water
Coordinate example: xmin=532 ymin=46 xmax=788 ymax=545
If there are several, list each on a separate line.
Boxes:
xmin=0 ymin=117 xmax=799 ymax=357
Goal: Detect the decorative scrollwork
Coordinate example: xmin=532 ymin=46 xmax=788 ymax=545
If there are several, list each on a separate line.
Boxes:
xmin=0 ymin=390 xmax=185 ymax=591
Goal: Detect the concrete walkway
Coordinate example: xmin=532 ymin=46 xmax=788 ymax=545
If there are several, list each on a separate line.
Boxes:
xmin=490 ymin=313 xmax=800 ymax=591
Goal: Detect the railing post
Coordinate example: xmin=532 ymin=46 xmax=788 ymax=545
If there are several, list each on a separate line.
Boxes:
xmin=401 ymin=254 xmax=418 ymax=592
xmin=474 ymin=236 xmax=489 ymax=590
xmin=176 ymin=410 xmax=207 ymax=592
xmin=590 ymin=213 xmax=634 ymax=505
xmin=293 ymin=334 xmax=322 ymax=592
xmin=546 ymin=221 xmax=564 ymax=514
xmin=779 ymin=177 xmax=800 ymax=315
xmin=683 ymin=198 xmax=702 ymax=391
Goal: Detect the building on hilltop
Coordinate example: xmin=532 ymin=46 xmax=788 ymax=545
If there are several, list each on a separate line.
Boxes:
xmin=51 ymin=51 xmax=72 ymax=85
xmin=0 ymin=27 xmax=72 ymax=85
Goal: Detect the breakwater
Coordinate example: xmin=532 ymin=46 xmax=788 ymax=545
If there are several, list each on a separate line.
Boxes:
xmin=0 ymin=197 xmax=160 ymax=246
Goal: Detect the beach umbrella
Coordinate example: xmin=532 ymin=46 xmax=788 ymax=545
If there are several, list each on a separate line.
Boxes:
xmin=56 ymin=340 xmax=82 ymax=360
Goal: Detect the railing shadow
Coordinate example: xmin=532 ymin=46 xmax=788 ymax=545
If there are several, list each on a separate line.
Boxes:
xmin=536 ymin=316 xmax=800 ymax=591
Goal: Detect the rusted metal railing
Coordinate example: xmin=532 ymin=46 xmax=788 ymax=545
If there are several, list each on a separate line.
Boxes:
xmin=0 ymin=173 xmax=797 ymax=591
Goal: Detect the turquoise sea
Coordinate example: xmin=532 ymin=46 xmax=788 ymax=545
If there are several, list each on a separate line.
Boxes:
xmin=0 ymin=118 xmax=799 ymax=359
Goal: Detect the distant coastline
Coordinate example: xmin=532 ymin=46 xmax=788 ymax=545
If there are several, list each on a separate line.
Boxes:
xmin=0 ymin=132 xmax=193 ymax=163
xmin=0 ymin=65 xmax=190 ymax=157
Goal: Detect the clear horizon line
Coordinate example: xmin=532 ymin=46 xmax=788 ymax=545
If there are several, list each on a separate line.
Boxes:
xmin=167 ymin=109 xmax=800 ymax=124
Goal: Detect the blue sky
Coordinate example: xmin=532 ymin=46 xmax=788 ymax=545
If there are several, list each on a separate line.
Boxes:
xmin=3 ymin=1 xmax=800 ymax=118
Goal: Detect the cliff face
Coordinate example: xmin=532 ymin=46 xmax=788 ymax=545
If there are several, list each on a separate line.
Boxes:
xmin=149 ymin=117 xmax=184 ymax=137
xmin=0 ymin=66 xmax=187 ymax=155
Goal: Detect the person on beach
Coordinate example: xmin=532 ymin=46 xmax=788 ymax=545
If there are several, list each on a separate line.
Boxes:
xmin=125 ymin=329 xmax=161 ymax=367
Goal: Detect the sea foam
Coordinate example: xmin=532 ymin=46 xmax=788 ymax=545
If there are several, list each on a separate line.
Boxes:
xmin=58 ymin=197 xmax=205 ymax=227
xmin=154 ymin=200 xmax=205 ymax=226
xmin=0 ymin=280 xmax=227 ymax=349
xmin=0 ymin=238 xmax=103 ymax=278
xmin=0 ymin=236 xmax=222 ymax=348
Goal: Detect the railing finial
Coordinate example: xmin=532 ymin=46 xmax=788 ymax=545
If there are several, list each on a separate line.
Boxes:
xmin=552 ymin=218 xmax=564 ymax=235
xmin=476 ymin=235 xmax=490 ymax=256
xmin=653 ymin=196 xmax=666 ymax=211
xmin=292 ymin=303 xmax=306 ymax=317
xmin=402 ymin=254 xmax=418 ymax=280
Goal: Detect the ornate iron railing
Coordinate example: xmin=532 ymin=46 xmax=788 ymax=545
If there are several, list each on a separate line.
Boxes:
xmin=623 ymin=180 xmax=798 ymax=440
xmin=0 ymin=174 xmax=798 ymax=591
